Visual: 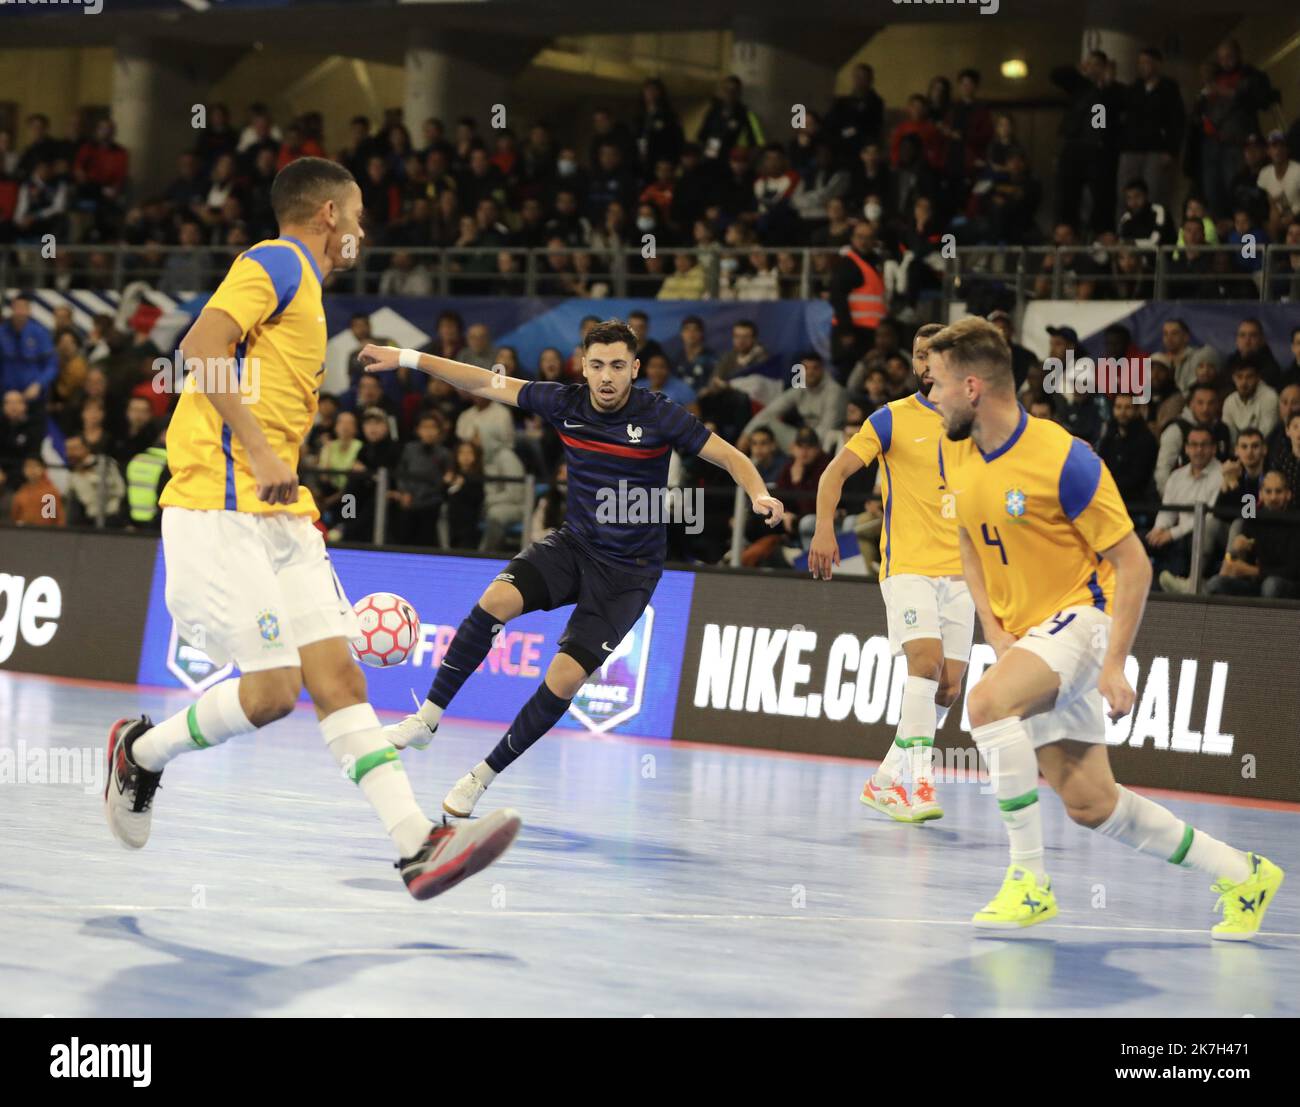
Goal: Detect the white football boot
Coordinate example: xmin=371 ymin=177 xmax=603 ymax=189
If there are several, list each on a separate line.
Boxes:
xmin=443 ymin=770 xmax=490 ymax=818
xmin=384 ymin=713 xmax=437 ymax=750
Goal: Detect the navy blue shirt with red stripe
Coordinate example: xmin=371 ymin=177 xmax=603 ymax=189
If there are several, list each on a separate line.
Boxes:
xmin=517 ymin=381 xmax=711 ymax=570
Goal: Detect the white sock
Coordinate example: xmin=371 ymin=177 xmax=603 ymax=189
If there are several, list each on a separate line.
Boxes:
xmin=900 ymin=675 xmax=938 ymax=782
xmin=472 ymin=760 xmax=497 ymax=786
xmin=1185 ymin=827 xmax=1252 ymax=883
xmin=132 ymin=680 xmax=256 ymax=771
xmin=1094 ymin=785 xmax=1250 ymax=883
xmin=972 ymin=716 xmax=1045 ymax=880
xmin=872 ymin=741 xmax=907 ymax=787
xmin=321 ymin=703 xmax=432 ymax=858
xmin=417 ymin=699 xmax=444 ymax=729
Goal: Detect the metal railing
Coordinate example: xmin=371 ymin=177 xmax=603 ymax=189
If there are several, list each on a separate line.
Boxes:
xmin=4 ymin=241 xmax=1299 ymax=310
xmin=945 ymin=243 xmax=1300 ymax=310
xmin=0 ymin=243 xmax=841 ymax=301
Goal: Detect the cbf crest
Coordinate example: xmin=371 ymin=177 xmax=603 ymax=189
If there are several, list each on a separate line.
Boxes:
xmin=257 ymin=610 xmax=282 ymax=643
xmin=1005 ymin=488 xmax=1028 ymax=518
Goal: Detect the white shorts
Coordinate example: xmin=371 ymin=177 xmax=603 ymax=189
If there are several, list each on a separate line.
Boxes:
xmin=879 ymin=573 xmax=975 ymax=660
xmin=1010 ymin=604 xmax=1110 ymax=749
xmin=161 ymin=508 xmax=358 ymax=674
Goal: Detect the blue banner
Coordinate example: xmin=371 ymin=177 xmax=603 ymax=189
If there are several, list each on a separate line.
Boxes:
xmin=136 ymin=544 xmax=693 ymax=740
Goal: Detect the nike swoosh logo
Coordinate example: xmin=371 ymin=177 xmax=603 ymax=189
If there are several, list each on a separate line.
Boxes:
xmin=601 ymin=642 xmax=614 ymax=651
xmin=914 ymin=436 xmax=928 ymax=442
xmin=442 ymin=662 xmax=459 ymax=671
xmin=563 ymin=420 xmax=585 ymax=428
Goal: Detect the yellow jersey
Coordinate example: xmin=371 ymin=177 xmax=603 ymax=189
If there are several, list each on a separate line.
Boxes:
xmin=160 ymin=236 xmax=326 ymax=518
xmin=845 ymin=391 xmax=960 ymax=579
xmin=940 ymin=409 xmax=1135 ymax=638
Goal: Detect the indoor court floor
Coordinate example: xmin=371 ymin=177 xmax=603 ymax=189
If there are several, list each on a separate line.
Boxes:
xmin=2 ymin=671 xmax=1296 ymax=1018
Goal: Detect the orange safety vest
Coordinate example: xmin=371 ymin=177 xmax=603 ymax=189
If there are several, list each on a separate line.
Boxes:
xmin=833 ymin=249 xmax=886 ymax=329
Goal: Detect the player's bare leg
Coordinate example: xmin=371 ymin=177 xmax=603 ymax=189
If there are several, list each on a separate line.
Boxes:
xmin=966 ymin=647 xmax=1061 ymax=928
xmin=444 ymin=651 xmax=586 ymax=818
xmin=1037 ymin=739 xmax=1282 ymax=940
xmin=301 ymin=637 xmax=520 ymax=899
xmin=385 ymin=577 xmax=524 ymax=750
xmin=106 ymin=668 xmax=294 ymax=849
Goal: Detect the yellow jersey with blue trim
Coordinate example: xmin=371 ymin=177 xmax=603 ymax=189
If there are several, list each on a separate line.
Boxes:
xmin=159 ymin=236 xmax=326 ymax=518
xmin=844 ymin=391 xmax=960 ymax=579
xmin=939 ymin=410 xmax=1135 ymax=639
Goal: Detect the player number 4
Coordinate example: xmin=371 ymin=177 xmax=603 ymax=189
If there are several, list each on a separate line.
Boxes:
xmin=981 ymin=523 xmax=1008 ymax=565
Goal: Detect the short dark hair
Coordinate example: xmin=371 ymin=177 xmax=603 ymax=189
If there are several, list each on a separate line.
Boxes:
xmin=271 ymin=157 xmax=355 ymax=225
xmin=928 ymin=317 xmax=1013 ymax=391
xmin=958 ymin=68 xmax=980 ymax=84
xmin=1140 ymin=46 xmax=1164 ymax=62
xmin=734 ymin=319 xmax=757 ymax=334
xmin=681 ymin=315 xmax=704 ymax=330
xmin=1189 ymin=382 xmax=1220 ymax=401
xmin=1125 ymin=178 xmax=1149 ymax=194
xmin=1237 ymin=427 xmax=1265 ymax=442
xmin=582 ymin=318 xmax=638 ymax=353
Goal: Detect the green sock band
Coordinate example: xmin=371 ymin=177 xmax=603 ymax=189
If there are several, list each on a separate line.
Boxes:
xmin=1168 ymin=823 xmax=1194 ymax=866
xmin=894 ymin=735 xmax=934 ymax=749
xmin=998 ymin=789 xmax=1039 ymax=813
xmin=349 ymin=746 xmax=402 ymax=784
xmin=186 ymin=704 xmax=210 ymax=750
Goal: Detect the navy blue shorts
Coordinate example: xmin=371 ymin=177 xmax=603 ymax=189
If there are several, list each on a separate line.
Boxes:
xmin=494 ymin=529 xmax=660 ymax=673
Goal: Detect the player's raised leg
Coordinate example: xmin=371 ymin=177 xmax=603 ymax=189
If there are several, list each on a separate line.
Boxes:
xmin=384 ymin=575 xmax=524 ymax=750
xmin=444 ymin=650 xmax=587 ymax=817
xmin=1039 ymin=739 xmax=1284 ymax=942
xmin=106 ymin=668 xmax=287 ymax=849
xmin=301 ymin=637 xmax=520 ymax=899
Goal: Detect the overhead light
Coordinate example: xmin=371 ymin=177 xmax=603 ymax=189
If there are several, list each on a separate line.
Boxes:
xmin=1001 ymin=59 xmax=1028 ymax=80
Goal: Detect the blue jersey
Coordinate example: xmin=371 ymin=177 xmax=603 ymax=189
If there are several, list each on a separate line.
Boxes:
xmin=517 ymin=381 xmax=711 ymax=571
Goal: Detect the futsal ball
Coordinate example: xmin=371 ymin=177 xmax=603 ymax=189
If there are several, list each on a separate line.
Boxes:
xmin=351 ymin=592 xmax=421 ymax=668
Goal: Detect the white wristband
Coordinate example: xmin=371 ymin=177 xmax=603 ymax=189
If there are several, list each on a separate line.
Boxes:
xmin=398 ymin=348 xmax=421 ymax=370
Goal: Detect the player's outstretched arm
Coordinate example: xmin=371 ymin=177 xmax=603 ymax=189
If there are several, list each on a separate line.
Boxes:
xmin=697 ymin=433 xmax=782 ymax=528
xmin=1096 ymin=530 xmax=1152 ymax=720
xmin=179 ymin=307 xmax=298 ymax=505
xmin=358 ymin=344 xmax=526 ymax=407
xmin=808 ymin=446 xmax=864 ymax=580
xmin=958 ymin=525 xmax=1015 ymax=656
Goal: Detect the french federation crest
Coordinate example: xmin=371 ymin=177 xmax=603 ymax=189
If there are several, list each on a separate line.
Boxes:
xmin=567 ymin=606 xmax=654 ymax=734
xmin=166 ymin=620 xmax=235 ymax=693
xmin=1005 ymin=488 xmax=1027 ymax=518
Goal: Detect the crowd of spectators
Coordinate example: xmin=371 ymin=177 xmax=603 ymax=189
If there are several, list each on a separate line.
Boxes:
xmin=5 ymin=279 xmax=1299 ymax=601
xmin=2 ymin=38 xmax=1299 ymax=597
xmin=3 ymin=38 xmax=1298 ymax=310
